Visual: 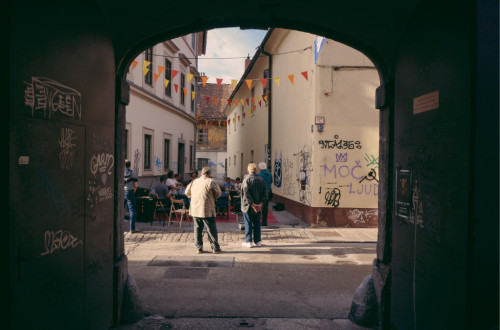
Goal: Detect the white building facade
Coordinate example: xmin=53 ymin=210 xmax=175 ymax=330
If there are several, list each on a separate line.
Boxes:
xmin=125 ymin=32 xmax=206 ymax=190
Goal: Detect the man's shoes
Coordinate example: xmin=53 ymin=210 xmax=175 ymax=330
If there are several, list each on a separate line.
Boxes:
xmin=255 ymin=241 xmax=262 ymax=247
xmin=130 ymin=229 xmax=140 ymax=233
xmin=197 ymin=248 xmax=204 ymax=254
xmin=213 ymin=249 xmax=222 ymax=254
xmin=242 ymin=242 xmax=252 ymax=248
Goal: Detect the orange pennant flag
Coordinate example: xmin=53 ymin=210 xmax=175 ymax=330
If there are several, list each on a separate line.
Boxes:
xmin=201 ymin=76 xmax=208 ymax=87
xmin=172 ymin=70 xmax=179 ymax=79
xmin=231 ymin=80 xmax=238 ymax=89
xmin=253 ymin=105 xmax=256 ymax=111
xmin=245 ymin=79 xmax=253 ymax=90
xmin=260 ymin=78 xmax=268 ymax=89
xmin=301 ymin=71 xmax=308 ymax=81
xmin=132 ymin=60 xmax=138 ymax=70
xmin=213 ymin=97 xmax=218 ymax=105
xmin=252 ymin=97 xmax=255 ymax=104
xmin=288 ymin=74 xmax=294 ymax=84
xmin=174 ymin=84 xmax=179 ymax=93
xmin=182 ymin=88 xmax=187 ymax=96
xmin=216 ymin=78 xmax=223 ymax=88
xmin=235 ymin=99 xmax=239 ymax=106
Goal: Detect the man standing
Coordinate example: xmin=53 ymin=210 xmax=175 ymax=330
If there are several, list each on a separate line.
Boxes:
xmin=241 ymin=163 xmax=268 ymax=247
xmin=258 ymin=162 xmax=273 ymax=226
xmin=185 ymin=167 xmax=222 ymax=254
xmin=124 ymin=159 xmax=139 ymax=233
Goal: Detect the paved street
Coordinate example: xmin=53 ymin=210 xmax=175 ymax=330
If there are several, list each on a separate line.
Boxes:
xmin=120 ymin=205 xmax=378 ymax=329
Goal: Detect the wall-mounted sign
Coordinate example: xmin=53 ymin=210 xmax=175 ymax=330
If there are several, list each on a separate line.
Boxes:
xmin=413 ymin=90 xmax=439 ymax=115
xmin=315 ymin=116 xmax=325 ymax=125
xmin=395 ymin=169 xmax=412 ymax=219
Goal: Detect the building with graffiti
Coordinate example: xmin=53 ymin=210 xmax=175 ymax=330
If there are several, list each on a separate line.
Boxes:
xmin=225 ymin=28 xmax=379 ymax=227
xmin=125 ymin=32 xmax=207 ymax=189
xmin=195 ymin=82 xmax=233 ymax=181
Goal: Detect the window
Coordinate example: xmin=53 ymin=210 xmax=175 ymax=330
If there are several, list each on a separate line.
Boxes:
xmin=263 ymin=69 xmax=270 ymax=95
xmin=198 ymin=128 xmax=208 ymax=143
xmin=189 ymin=145 xmax=193 ymax=170
xmin=144 ymin=48 xmax=153 ymax=86
xmin=198 ymin=158 xmax=209 ymax=171
xmin=165 ymin=59 xmax=172 ymax=97
xmin=190 ymin=82 xmax=195 ymax=111
xmin=180 ymin=73 xmax=186 ymax=105
xmin=163 ymin=138 xmax=170 ymax=170
xmin=144 ymin=134 xmax=152 ymax=170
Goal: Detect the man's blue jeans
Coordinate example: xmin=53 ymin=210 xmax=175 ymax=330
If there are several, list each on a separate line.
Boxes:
xmin=243 ymin=212 xmax=261 ymax=243
xmin=125 ymin=190 xmax=137 ymax=230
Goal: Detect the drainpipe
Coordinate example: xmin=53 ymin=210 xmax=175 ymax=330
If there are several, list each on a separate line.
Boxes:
xmin=261 ymin=47 xmax=272 ymax=169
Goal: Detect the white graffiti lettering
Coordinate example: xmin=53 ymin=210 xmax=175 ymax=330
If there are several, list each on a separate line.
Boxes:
xmin=41 ymin=230 xmax=83 ymax=256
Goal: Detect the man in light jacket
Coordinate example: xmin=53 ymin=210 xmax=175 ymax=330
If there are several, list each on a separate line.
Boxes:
xmin=185 ymin=166 xmax=222 ymax=254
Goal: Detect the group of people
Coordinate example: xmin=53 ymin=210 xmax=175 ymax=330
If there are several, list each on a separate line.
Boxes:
xmin=124 ymin=159 xmax=274 ymax=254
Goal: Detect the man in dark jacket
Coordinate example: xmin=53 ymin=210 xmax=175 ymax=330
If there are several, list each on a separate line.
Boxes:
xmin=258 ymin=162 xmax=273 ymax=226
xmin=241 ymin=163 xmax=268 ymax=247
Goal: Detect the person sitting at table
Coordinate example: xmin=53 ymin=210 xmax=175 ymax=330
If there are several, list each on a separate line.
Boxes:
xmin=153 ymin=174 xmax=172 ymax=210
xmin=234 ymin=177 xmax=242 ymax=194
xmin=166 ymin=170 xmax=182 ymax=194
xmin=224 ymin=177 xmax=233 ymax=191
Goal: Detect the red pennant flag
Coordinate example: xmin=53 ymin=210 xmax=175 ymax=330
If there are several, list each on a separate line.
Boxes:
xmin=246 ymin=99 xmax=249 ymax=106
xmin=223 ymin=121 xmax=226 ymax=127
xmin=228 ymin=99 xmax=232 ymax=106
xmin=259 ymin=101 xmax=262 ymax=107
xmin=228 ymin=119 xmax=230 ymax=125
xmin=206 ymin=96 xmax=210 ymax=104
xmin=243 ymin=113 xmax=246 ymax=118
xmin=238 ymin=116 xmax=240 ymax=121
xmin=262 ymin=94 xmax=266 ymax=102
xmin=174 ymin=84 xmax=179 ymax=93
xmin=216 ymin=78 xmax=223 ymax=88
xmin=301 ymin=71 xmax=308 ymax=81
xmin=260 ymin=78 xmax=268 ymax=89
xmin=172 ymin=70 xmax=179 ymax=79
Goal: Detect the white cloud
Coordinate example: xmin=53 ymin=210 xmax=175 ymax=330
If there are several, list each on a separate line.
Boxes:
xmin=198 ymin=28 xmax=268 ymax=84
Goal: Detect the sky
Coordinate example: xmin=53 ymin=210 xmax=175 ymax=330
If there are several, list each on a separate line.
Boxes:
xmin=198 ymin=28 xmax=268 ymax=84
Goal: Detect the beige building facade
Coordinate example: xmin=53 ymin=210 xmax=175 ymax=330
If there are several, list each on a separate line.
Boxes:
xmin=126 ymin=32 xmax=206 ymax=189
xmin=225 ymin=28 xmax=379 ymax=227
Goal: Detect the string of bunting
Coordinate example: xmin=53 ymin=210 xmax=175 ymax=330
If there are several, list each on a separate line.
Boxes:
xmin=131 ymin=60 xmax=309 ymax=111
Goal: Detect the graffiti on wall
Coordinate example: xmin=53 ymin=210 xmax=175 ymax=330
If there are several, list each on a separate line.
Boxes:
xmin=24 ymin=77 xmax=82 ymax=121
xmin=282 ymin=158 xmax=296 ymax=197
xmin=58 ymin=128 xmax=76 ymax=171
xmin=294 ymin=145 xmax=313 ymax=206
xmin=346 ymin=209 xmax=378 ymax=224
xmin=41 ymin=229 xmax=83 ymax=256
xmin=154 ymin=156 xmax=162 ymax=174
xmin=273 ymin=151 xmax=282 ymax=188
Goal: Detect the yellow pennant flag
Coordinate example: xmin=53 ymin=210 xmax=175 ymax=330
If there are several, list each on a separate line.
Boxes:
xmin=245 ymin=79 xmax=253 ymax=90
xmin=221 ymin=99 xmax=225 ymax=107
xmin=240 ymin=99 xmax=244 ymax=106
xmin=191 ymin=91 xmax=196 ymax=100
xmin=143 ymin=60 xmax=151 ymax=76
xmin=187 ymin=73 xmax=194 ymax=83
xmin=274 ymin=77 xmax=281 ymax=87
xmin=202 ymin=76 xmax=209 ymax=87
xmin=248 ymin=109 xmax=251 ymax=115
xmin=231 ymin=80 xmax=238 ymax=89
xmin=288 ymin=74 xmax=294 ymax=85
xmin=164 ymin=79 xmax=170 ymax=88
xmin=257 ymin=96 xmax=261 ymax=102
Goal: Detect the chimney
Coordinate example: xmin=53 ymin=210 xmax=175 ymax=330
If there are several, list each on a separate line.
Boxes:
xmin=245 ymin=54 xmax=251 ymax=70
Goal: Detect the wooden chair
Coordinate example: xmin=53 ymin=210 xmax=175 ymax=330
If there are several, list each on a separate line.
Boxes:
xmin=168 ymin=198 xmax=192 ymax=228
xmin=151 ymin=193 xmax=169 ymax=226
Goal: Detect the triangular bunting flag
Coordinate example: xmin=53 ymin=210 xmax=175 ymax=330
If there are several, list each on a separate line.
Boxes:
xmin=235 ymin=99 xmax=239 ymax=106
xmin=246 ymin=99 xmax=249 ymax=106
xmin=182 ymin=88 xmax=187 ymax=96
xmin=143 ymin=60 xmax=151 ymax=76
xmin=231 ymin=80 xmax=238 ymax=89
xmin=260 ymin=78 xmax=268 ymax=89
xmin=206 ymin=96 xmax=210 ymax=104
xmin=187 ymin=73 xmax=194 ymax=83
xmin=228 ymin=99 xmax=232 ymax=106
xmin=221 ymin=99 xmax=225 ymax=107
xmin=252 ymin=97 xmax=255 ymax=104
xmin=157 ymin=65 xmax=165 ymax=75
xmin=174 ymin=84 xmax=179 ymax=93
xmin=301 ymin=71 xmax=308 ymax=81
xmin=213 ymin=97 xmax=218 ymax=105
xmin=164 ymin=79 xmax=170 ymax=88
xmin=192 ymin=91 xmax=196 ymax=100
xmin=172 ymin=70 xmax=179 ymax=79
xmin=248 ymin=109 xmax=251 ymax=115
xmin=202 ymin=76 xmax=208 ymax=87
xmin=132 ymin=60 xmax=138 ymax=70
xmin=218 ymin=121 xmax=221 ymax=127
xmin=259 ymin=100 xmax=262 ymax=107
xmin=245 ymin=79 xmax=253 ymax=90
xmin=238 ymin=116 xmax=240 ymax=121
xmin=253 ymin=105 xmax=256 ymax=111
xmin=243 ymin=113 xmax=246 ymax=118
xmin=154 ymin=73 xmax=161 ymax=82
xmin=274 ymin=77 xmax=281 ymax=87
xmin=228 ymin=119 xmax=230 ymax=125
xmin=262 ymin=94 xmax=267 ymax=102
xmin=257 ymin=96 xmax=261 ymax=102
xmin=288 ymin=74 xmax=294 ymax=84
xmin=240 ymin=99 xmax=244 ymax=106
xmin=216 ymin=78 xmax=223 ymax=88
